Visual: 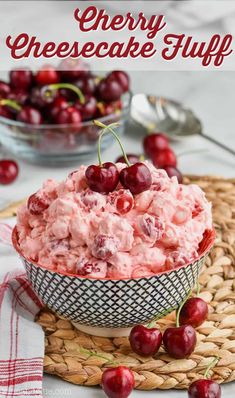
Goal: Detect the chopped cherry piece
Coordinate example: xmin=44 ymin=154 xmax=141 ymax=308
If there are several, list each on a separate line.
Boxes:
xmin=163 ymin=325 xmax=196 ymax=359
xmin=143 ymin=133 xmax=169 ymax=157
xmin=129 ymin=325 xmax=162 ymax=357
xmin=188 ymin=379 xmax=221 ymax=398
xmin=163 ymin=165 xmax=183 ymax=183
xmin=17 ymin=106 xmax=43 ymax=125
xmin=92 ymin=234 xmax=119 ymax=260
xmin=35 ymin=65 xmax=60 ymax=86
xmin=116 ymin=154 xmax=140 ymax=164
xmin=85 ymin=162 xmax=119 ymax=194
xmin=179 ymin=297 xmax=208 ymax=328
xmin=116 ymin=191 xmax=134 ymax=214
xmin=0 ymin=80 xmax=11 ymax=98
xmin=27 ymin=192 xmax=50 ymax=215
xmin=152 ymin=148 xmax=177 ymax=168
xmin=119 ymin=162 xmax=152 ymax=194
xmin=54 ymin=106 xmax=82 ymax=125
xmin=137 ymin=214 xmax=164 ymax=241
xmin=108 ymin=70 xmax=130 ymax=93
xmin=0 ymin=160 xmax=19 ymax=184
xmin=97 ymin=78 xmax=123 ymax=102
xmin=101 ymin=366 xmax=135 ymax=398
xmin=10 ymin=69 xmax=33 ymax=91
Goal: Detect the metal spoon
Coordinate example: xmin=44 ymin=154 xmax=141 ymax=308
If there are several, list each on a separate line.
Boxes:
xmin=131 ymin=93 xmax=235 ymax=156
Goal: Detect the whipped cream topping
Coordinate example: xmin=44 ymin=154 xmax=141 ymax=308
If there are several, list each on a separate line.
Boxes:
xmin=16 ymin=162 xmax=212 ymax=278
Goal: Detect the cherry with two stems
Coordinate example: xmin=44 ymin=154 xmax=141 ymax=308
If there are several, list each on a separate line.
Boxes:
xmin=101 ymin=366 xmax=135 ymax=398
xmin=188 ymin=356 xmax=221 ymax=398
xmin=163 ymin=291 xmax=197 ymax=359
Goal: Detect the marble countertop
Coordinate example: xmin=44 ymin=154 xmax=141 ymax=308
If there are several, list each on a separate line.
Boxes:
xmin=1 ymin=71 xmax=235 ymax=397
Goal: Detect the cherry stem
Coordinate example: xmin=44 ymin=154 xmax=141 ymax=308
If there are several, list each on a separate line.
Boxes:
xmin=0 ymin=99 xmax=22 ymax=112
xmin=147 ymin=306 xmax=177 ymax=328
xmin=94 ymin=120 xmax=131 ymax=167
xmin=176 ymin=290 xmax=192 ymax=328
xmin=80 ymin=347 xmax=117 ymax=365
xmin=46 ymin=83 xmax=85 ymax=104
xmin=204 ymin=356 xmax=220 ymax=379
xmin=196 ymin=281 xmax=201 ymax=296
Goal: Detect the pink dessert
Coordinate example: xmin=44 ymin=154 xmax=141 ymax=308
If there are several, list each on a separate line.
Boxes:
xmin=16 ymin=162 xmax=212 ymax=279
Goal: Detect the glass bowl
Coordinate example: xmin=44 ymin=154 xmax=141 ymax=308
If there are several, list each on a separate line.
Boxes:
xmin=0 ymin=92 xmax=131 ymax=166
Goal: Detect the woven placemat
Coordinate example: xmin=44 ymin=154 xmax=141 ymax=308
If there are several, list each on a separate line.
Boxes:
xmin=36 ymin=175 xmax=235 ymax=390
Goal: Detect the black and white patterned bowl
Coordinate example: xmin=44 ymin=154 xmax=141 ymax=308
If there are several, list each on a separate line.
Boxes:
xmin=12 ymin=228 xmax=215 ymax=335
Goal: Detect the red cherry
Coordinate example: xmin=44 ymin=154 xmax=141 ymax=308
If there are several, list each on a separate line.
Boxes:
xmin=179 ymin=298 xmax=208 ymax=328
xmin=10 ymin=69 xmax=33 ymax=91
xmin=152 ymin=148 xmax=177 ymax=168
xmin=96 ymin=101 xmax=120 ymax=117
xmin=101 ymin=366 xmax=135 ymax=398
xmin=0 ymin=105 xmax=13 ymax=119
xmin=85 ymin=162 xmax=119 ymax=194
xmin=119 ymin=162 xmax=152 ymax=194
xmin=129 ymin=325 xmax=162 ymax=357
xmin=35 ymin=65 xmax=60 ymax=86
xmin=0 ymin=80 xmax=11 ymax=98
xmin=74 ymin=76 xmax=96 ymax=96
xmin=108 ymin=71 xmax=130 ymax=93
xmin=188 ymin=379 xmax=221 ymax=398
xmin=75 ymin=95 xmax=97 ymax=121
xmin=59 ymin=58 xmax=90 ymax=81
xmin=0 ymin=160 xmax=19 ymax=184
xmin=98 ymin=78 xmax=123 ymax=102
xmin=17 ymin=106 xmax=43 ymax=125
xmin=48 ymin=96 xmax=69 ymax=120
xmin=30 ymin=86 xmax=58 ymax=109
xmin=116 ymin=154 xmax=140 ymax=164
xmin=8 ymin=89 xmax=28 ymax=107
xmin=163 ymin=165 xmax=183 ymax=183
xmin=143 ymin=133 xmax=169 ymax=158
xmin=27 ymin=192 xmax=50 ymax=215
xmin=55 ymin=106 xmax=82 ymax=125
xmin=163 ymin=325 xmax=196 ymax=359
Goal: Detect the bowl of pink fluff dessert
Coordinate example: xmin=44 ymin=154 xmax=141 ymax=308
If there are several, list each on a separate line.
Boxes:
xmin=13 ymin=161 xmax=215 ymax=337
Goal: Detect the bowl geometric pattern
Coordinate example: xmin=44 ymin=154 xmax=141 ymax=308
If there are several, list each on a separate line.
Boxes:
xmin=22 ymin=254 xmax=207 ymax=328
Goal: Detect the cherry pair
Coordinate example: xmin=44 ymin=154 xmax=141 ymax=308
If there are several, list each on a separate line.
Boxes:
xmin=85 ymin=122 xmax=152 ymax=195
xmin=129 ymin=296 xmax=208 ymax=359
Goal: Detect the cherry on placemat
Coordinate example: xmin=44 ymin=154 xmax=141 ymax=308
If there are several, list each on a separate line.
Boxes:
xmin=0 ymin=159 xmax=19 ymax=185
xmin=119 ymin=162 xmax=152 ymax=195
xmin=143 ymin=132 xmax=169 ymax=157
xmin=188 ymin=379 xmax=221 ymax=398
xmin=101 ymin=366 xmax=135 ymax=398
xmin=163 ymin=324 xmax=196 ymax=359
xmin=129 ymin=325 xmax=162 ymax=357
xmin=152 ymin=147 xmax=177 ymax=168
xmin=85 ymin=162 xmax=119 ymax=194
xmin=180 ymin=297 xmax=208 ymax=328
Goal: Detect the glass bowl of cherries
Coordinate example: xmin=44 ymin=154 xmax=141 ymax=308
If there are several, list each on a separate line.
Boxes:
xmin=0 ymin=60 xmax=131 ymax=166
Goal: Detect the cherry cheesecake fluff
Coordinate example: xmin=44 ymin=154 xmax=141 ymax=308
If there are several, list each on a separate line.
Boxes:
xmin=16 ymin=161 xmax=212 ymax=279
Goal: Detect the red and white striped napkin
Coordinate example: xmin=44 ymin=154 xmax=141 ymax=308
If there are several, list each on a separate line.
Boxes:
xmin=0 ymin=224 xmax=45 ymax=398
